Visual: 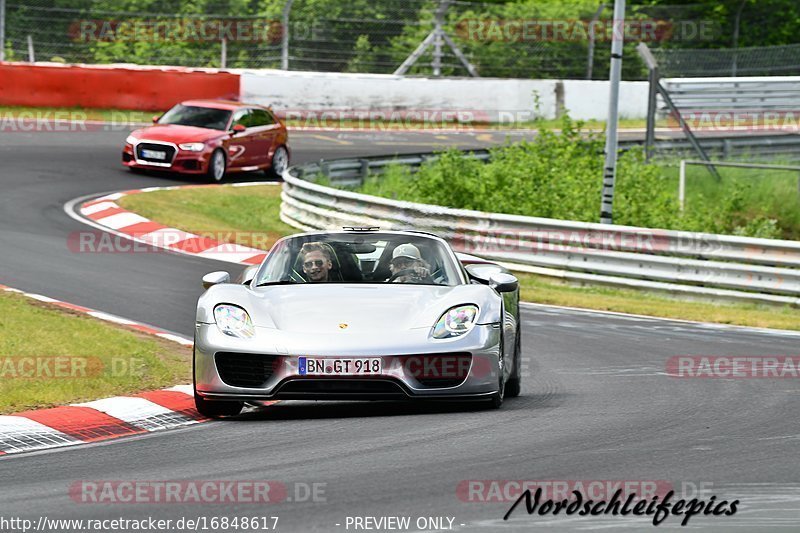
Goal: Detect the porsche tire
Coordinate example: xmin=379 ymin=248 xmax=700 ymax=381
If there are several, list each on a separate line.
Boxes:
xmin=504 ymin=324 xmax=522 ymax=398
xmin=193 ymin=339 xmax=241 ymax=417
xmin=487 ymin=339 xmax=505 ymax=409
xmin=194 ymin=392 xmax=243 ymax=418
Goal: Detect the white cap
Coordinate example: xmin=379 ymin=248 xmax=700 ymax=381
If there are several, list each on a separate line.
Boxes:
xmin=391 ymin=243 xmax=421 ymax=261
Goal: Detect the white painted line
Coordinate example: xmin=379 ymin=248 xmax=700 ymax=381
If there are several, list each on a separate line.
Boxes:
xmin=86 ymin=311 xmax=137 ymax=325
xmin=95 ymin=212 xmax=150 ymax=230
xmin=140 ymin=186 xmax=177 ymax=192
xmin=25 ymin=293 xmax=58 ymax=303
xmin=520 ymin=301 xmax=800 ymax=337
xmin=157 ymin=333 xmax=193 ymax=346
xmin=231 ymin=181 xmax=278 ymax=187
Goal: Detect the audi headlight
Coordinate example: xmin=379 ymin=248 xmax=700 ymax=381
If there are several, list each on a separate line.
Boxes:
xmin=432 ymin=305 xmax=478 ymax=339
xmin=213 ymin=304 xmax=255 ymax=338
xmin=179 ymin=142 xmax=205 ymax=152
xmin=125 ymin=134 xmax=138 ymax=145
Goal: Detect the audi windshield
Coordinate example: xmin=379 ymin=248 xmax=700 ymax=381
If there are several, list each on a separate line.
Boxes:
xmin=157 ymin=105 xmax=232 ymax=131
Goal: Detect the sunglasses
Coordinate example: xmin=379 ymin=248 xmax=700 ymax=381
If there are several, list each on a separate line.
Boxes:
xmin=303 ymin=259 xmax=326 ymax=268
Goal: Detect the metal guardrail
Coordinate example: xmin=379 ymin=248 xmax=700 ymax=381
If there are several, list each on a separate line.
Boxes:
xmin=650 ymin=77 xmax=800 ymax=161
xmin=638 ymin=134 xmax=800 ymax=162
xmin=280 ymin=152 xmax=800 ymax=307
xmin=662 ymin=78 xmax=800 ymax=111
xmin=292 ymin=150 xmax=492 ymax=188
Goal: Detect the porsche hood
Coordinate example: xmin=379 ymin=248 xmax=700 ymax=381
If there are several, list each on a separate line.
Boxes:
xmin=197 ymin=283 xmax=502 ymax=333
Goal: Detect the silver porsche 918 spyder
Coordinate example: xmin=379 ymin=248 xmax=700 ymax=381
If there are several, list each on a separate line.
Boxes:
xmin=193 ymin=228 xmax=522 ymax=417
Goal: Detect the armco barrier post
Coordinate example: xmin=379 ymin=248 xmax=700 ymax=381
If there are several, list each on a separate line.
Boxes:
xmin=600 ymin=0 xmax=625 ymax=225
xmin=221 ymin=37 xmax=227 ymax=69
xmin=282 ymin=0 xmax=295 ymax=70
xmin=0 ymin=0 xmax=5 ymax=62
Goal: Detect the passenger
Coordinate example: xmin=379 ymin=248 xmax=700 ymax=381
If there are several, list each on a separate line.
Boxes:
xmin=299 ymin=242 xmax=333 ymax=282
xmin=388 ymin=243 xmax=433 ymax=284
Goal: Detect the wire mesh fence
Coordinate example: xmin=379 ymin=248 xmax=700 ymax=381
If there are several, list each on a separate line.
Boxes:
xmin=652 ymin=44 xmax=800 ymax=78
xmin=3 ymin=2 xmax=283 ymax=67
xmin=2 ymin=0 xmax=799 ymax=80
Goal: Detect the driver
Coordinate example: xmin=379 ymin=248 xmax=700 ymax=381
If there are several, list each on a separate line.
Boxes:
xmin=388 ymin=244 xmax=433 ymax=284
xmin=299 ymin=242 xmax=333 ymax=282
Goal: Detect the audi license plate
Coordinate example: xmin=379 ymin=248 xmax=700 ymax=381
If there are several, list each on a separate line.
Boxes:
xmin=141 ymin=149 xmax=167 ymax=160
xmin=298 ymin=357 xmax=382 ymax=375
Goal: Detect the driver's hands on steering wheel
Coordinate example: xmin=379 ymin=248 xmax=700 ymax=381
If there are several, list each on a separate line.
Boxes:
xmin=388 ymin=266 xmax=431 ymax=283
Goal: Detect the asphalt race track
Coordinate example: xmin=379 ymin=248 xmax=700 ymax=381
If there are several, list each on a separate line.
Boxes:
xmin=1 ymin=128 xmax=799 ymax=532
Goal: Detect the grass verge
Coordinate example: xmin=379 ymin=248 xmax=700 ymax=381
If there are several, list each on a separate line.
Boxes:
xmin=119 ymin=185 xmax=296 ymax=250
xmin=118 ymin=184 xmax=800 ymax=331
xmin=0 ymin=291 xmax=191 ymax=414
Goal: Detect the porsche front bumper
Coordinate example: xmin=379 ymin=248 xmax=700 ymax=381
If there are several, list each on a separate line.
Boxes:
xmin=193 ymin=323 xmax=503 ymax=401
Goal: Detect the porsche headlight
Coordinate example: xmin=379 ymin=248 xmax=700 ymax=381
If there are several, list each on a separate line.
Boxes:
xmin=179 ymin=142 xmax=205 ymax=152
xmin=125 ymin=134 xmax=138 ymax=145
xmin=213 ymin=304 xmax=255 ymax=338
xmin=432 ymin=305 xmax=478 ymax=339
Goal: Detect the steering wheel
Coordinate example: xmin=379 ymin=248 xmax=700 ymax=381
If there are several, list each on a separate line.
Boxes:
xmin=387 ymin=268 xmax=419 ymax=283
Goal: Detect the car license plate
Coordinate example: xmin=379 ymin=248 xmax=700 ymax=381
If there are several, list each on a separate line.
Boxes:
xmin=141 ymin=149 xmax=167 ymax=160
xmin=298 ymin=357 xmax=382 ymax=375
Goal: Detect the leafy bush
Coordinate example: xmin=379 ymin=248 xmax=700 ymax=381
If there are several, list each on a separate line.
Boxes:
xmin=347 ymin=114 xmax=788 ymax=239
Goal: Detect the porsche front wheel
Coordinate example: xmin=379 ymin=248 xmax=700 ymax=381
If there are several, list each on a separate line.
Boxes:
xmin=505 ymin=324 xmax=522 ymax=398
xmin=194 ymin=392 xmax=243 ymax=418
xmin=488 ymin=339 xmax=505 ymax=409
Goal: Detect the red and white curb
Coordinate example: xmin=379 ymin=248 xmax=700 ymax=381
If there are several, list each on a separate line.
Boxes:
xmin=75 ymin=183 xmax=276 ymax=266
xmin=0 ymin=385 xmax=203 ymax=456
xmin=0 ymin=284 xmax=203 ymax=457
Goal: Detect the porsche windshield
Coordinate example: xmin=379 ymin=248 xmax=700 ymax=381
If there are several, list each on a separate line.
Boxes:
xmin=157 ymin=105 xmax=232 ymax=131
xmin=254 ymin=233 xmax=462 ymax=286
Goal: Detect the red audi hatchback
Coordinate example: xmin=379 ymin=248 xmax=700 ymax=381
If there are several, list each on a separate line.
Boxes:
xmin=122 ymin=100 xmax=289 ymax=181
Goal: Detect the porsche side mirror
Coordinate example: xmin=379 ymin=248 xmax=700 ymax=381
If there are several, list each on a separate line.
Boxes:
xmin=231 ymin=124 xmax=246 ymax=134
xmin=152 ymin=115 xmax=160 ymax=123
xmin=489 ymin=273 xmax=518 ymax=293
xmin=465 ymin=263 xmax=504 ymax=285
xmin=235 ymin=265 xmax=259 ymax=286
xmin=202 ymin=271 xmax=230 ymax=290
